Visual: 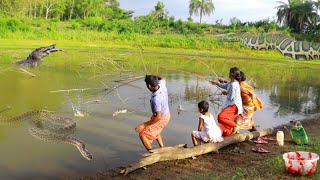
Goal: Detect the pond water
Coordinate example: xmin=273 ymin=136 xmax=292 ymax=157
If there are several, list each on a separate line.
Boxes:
xmin=0 ymin=48 xmax=320 ymax=179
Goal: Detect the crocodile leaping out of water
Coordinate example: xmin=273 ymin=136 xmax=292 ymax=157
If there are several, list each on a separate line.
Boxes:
xmin=16 ymin=44 xmax=63 ymax=68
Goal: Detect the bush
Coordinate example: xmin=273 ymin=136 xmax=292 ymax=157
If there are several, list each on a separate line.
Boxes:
xmin=195 ymin=27 xmax=204 ymax=34
xmin=68 ymin=20 xmax=81 ymax=30
xmin=6 ymin=18 xmax=30 ymax=32
xmin=0 ymin=18 xmax=30 ymax=34
xmin=116 ymin=20 xmax=134 ymax=34
xmin=83 ymin=16 xmax=104 ymax=30
xmin=47 ymin=22 xmax=58 ymax=31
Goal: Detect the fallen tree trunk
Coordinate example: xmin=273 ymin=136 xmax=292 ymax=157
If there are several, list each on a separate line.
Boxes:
xmin=121 ymin=128 xmax=273 ymax=175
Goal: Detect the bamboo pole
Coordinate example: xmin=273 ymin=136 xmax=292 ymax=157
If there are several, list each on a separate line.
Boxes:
xmin=159 ymin=67 xmax=211 ymax=80
xmin=138 ymin=46 xmax=149 ymax=74
xmin=190 ymin=58 xmax=219 ymax=78
xmin=50 ymin=88 xmax=93 ymax=93
xmin=100 ymin=76 xmax=145 ymax=100
xmin=159 ymin=67 xmax=224 ymax=91
xmin=18 ymin=68 xmax=36 ymax=77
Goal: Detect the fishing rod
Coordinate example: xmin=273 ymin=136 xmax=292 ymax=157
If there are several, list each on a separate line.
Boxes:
xmin=99 ymin=76 xmax=145 ymax=100
xmin=159 ymin=67 xmax=225 ymax=91
xmin=189 ymin=57 xmax=219 ymax=78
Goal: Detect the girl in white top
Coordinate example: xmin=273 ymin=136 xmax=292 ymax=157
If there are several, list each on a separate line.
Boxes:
xmin=192 ymin=101 xmax=224 ymax=146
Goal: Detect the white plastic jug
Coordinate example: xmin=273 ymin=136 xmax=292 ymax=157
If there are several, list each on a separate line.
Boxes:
xmin=276 ymin=131 xmax=284 ymax=146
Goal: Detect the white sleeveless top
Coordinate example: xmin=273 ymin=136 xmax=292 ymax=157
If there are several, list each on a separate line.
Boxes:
xmin=200 ymin=113 xmax=223 ymax=142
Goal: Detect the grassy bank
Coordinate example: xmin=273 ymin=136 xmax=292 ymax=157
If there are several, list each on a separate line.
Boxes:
xmin=0 ymin=36 xmax=287 ymax=61
xmin=1 ymin=31 xmax=224 ymax=50
xmin=0 ymin=17 xmax=229 ymax=51
xmin=0 ymin=17 xmax=288 ymax=59
xmin=0 ymin=17 xmax=318 ymax=63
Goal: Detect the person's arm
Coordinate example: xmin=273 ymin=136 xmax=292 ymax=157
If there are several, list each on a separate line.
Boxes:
xmin=218 ymin=78 xmax=228 ymax=83
xmin=156 ymin=75 xmax=164 ymax=80
xmin=209 ymin=80 xmax=228 ymax=89
xmin=145 ymin=111 xmax=162 ymax=125
xmin=153 ymin=75 xmax=166 ymax=86
xmin=198 ymin=117 xmax=204 ymax=131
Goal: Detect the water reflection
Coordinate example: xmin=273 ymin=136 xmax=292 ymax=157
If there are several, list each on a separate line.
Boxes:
xmin=269 ymin=81 xmax=320 ymax=117
xmin=0 ymin=48 xmax=320 ymax=179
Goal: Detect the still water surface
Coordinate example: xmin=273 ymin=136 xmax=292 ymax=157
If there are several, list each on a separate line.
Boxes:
xmin=0 ymin=48 xmax=320 ymax=179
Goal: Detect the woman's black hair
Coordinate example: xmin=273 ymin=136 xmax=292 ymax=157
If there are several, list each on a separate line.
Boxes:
xmin=198 ymin=101 xmax=209 ymax=112
xmin=230 ymin=67 xmax=241 ymax=82
xmin=240 ymin=71 xmax=246 ymax=81
xmin=145 ymin=75 xmax=159 ymax=87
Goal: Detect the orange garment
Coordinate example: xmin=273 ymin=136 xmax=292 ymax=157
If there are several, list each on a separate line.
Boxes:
xmin=218 ymin=104 xmax=238 ymax=137
xmin=236 ymin=81 xmax=263 ymax=129
xmin=138 ymin=113 xmax=170 ymax=141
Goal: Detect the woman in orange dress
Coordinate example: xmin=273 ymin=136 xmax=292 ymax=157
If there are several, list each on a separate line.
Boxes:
xmin=236 ymin=71 xmax=263 ymax=131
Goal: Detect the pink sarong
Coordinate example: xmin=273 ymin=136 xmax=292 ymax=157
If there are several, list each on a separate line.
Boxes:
xmin=138 ymin=113 xmax=170 ymax=141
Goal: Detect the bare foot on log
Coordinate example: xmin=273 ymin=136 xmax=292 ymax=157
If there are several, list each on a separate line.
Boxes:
xmin=231 ymin=126 xmax=240 ymax=135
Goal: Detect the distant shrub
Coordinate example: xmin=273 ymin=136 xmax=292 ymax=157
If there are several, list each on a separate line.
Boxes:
xmin=83 ymin=17 xmax=104 ymax=30
xmin=51 ymin=17 xmax=60 ymax=22
xmin=5 ymin=18 xmax=30 ymax=32
xmin=116 ymin=20 xmax=134 ymax=34
xmin=47 ymin=22 xmax=58 ymax=31
xmin=68 ymin=20 xmax=81 ymax=30
xmin=195 ymin=27 xmax=204 ymax=34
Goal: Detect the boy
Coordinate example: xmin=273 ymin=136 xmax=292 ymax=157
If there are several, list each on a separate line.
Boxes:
xmin=135 ymin=75 xmax=170 ymax=151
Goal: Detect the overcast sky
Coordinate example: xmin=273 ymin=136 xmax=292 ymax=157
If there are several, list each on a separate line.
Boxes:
xmin=118 ymin=0 xmax=287 ymax=24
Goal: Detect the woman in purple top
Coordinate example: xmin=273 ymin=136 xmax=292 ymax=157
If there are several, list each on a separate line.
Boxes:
xmin=135 ymin=75 xmax=170 ymax=151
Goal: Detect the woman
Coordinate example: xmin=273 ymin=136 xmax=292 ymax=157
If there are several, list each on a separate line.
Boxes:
xmin=236 ymin=71 xmax=263 ymax=131
xmin=209 ymin=67 xmax=243 ymax=136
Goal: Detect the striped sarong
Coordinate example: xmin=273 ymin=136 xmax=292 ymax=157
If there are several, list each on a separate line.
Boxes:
xmin=138 ymin=112 xmax=170 ymax=141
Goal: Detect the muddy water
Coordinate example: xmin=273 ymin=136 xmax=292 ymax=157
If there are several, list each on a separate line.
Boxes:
xmin=0 ymin=48 xmax=320 ymax=179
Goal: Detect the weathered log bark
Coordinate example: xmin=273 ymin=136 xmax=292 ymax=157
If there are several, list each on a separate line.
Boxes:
xmin=121 ymin=128 xmax=273 ymax=175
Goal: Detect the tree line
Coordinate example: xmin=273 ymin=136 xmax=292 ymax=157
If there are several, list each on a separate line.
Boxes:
xmin=1 ymin=0 xmax=320 ymax=40
xmin=0 ymin=0 xmax=133 ymax=20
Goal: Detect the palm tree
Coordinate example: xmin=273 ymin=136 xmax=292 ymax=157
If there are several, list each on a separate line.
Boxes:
xmin=292 ymin=1 xmax=318 ymax=33
xmin=152 ymin=1 xmax=168 ymax=20
xmin=314 ymin=0 xmax=320 ymax=9
xmin=189 ymin=0 xmax=214 ymax=24
xmin=276 ymin=0 xmax=318 ymax=33
xmin=276 ymin=0 xmax=298 ymax=28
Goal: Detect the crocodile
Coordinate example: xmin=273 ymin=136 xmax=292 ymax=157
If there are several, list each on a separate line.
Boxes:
xmin=16 ymin=44 xmax=63 ymax=68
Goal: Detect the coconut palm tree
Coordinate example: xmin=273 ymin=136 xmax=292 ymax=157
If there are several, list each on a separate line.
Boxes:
xmin=189 ymin=0 xmax=214 ymax=24
xmin=152 ymin=1 xmax=168 ymax=20
xmin=276 ymin=0 xmax=298 ymax=29
xmin=276 ymin=0 xmax=318 ymax=33
xmin=314 ymin=0 xmax=320 ymax=9
xmin=292 ymin=1 xmax=318 ymax=33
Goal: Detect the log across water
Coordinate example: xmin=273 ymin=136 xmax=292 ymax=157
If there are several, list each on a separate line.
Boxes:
xmin=121 ymin=128 xmax=273 ymax=175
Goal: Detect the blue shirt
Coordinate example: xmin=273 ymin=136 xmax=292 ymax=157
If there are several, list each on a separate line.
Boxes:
xmin=218 ymin=81 xmax=243 ymax=114
xmin=150 ymin=80 xmax=169 ymax=116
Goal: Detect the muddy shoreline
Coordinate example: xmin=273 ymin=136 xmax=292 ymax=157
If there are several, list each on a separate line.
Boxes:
xmin=71 ymin=115 xmax=320 ymax=180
